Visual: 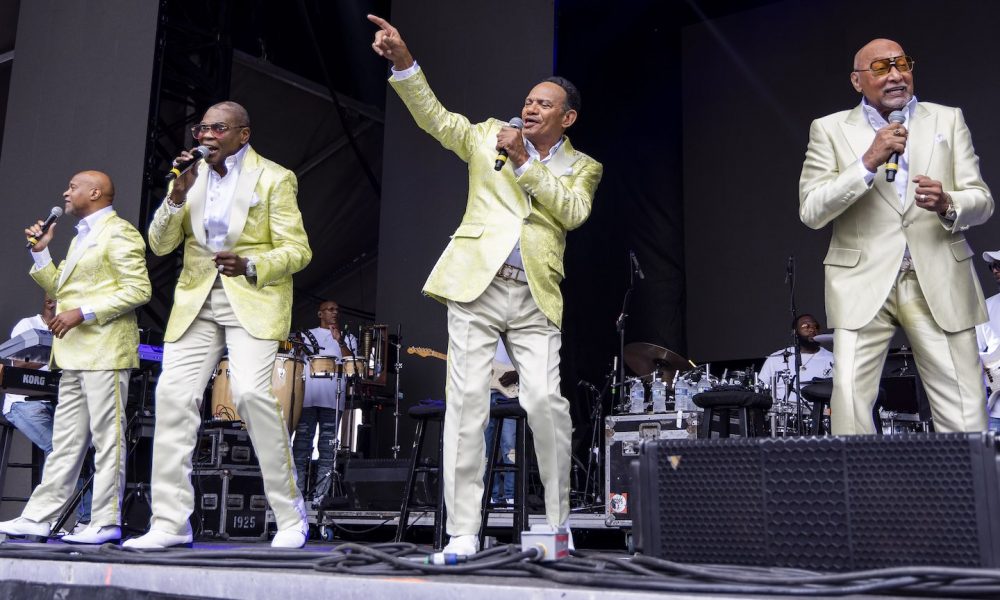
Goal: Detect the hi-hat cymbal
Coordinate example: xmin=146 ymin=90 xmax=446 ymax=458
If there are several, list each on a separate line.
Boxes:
xmin=623 ymin=342 xmax=689 ymax=381
xmin=812 ymin=334 xmax=834 ymax=351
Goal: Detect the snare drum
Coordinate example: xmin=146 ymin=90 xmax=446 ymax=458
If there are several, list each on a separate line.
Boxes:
xmin=308 ymin=355 xmax=340 ymax=379
xmin=211 ymin=354 xmax=305 ymax=433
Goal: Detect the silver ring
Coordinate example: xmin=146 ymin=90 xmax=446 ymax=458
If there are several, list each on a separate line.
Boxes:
xmin=894 ymin=128 xmax=901 ymax=135
xmin=918 ymin=194 xmax=926 ymax=201
xmin=218 ymin=264 xmax=225 ymax=273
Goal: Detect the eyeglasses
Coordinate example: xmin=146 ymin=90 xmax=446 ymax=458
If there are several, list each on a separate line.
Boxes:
xmin=190 ymin=122 xmax=248 ymax=138
xmin=853 ymin=55 xmax=915 ymax=77
xmin=990 ymin=262 xmax=1000 ymax=272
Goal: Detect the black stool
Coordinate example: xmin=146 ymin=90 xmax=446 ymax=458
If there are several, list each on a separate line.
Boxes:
xmin=0 ymin=414 xmax=44 ymax=509
xmin=395 ymin=403 xmax=446 ymax=549
xmin=800 ymin=380 xmax=887 ymax=434
xmin=693 ymin=389 xmax=772 ymax=438
xmin=479 ymin=400 xmax=530 ymax=548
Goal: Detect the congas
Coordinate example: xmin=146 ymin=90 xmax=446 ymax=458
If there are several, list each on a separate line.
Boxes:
xmin=211 ymin=354 xmax=305 ymax=434
xmin=308 ymin=355 xmax=339 ymax=379
xmin=341 ymin=356 xmax=365 ymax=377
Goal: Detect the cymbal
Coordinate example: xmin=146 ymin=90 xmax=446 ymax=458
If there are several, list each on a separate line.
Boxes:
xmin=623 ymin=343 xmax=689 ymax=381
xmin=812 ymin=334 xmax=834 ymax=351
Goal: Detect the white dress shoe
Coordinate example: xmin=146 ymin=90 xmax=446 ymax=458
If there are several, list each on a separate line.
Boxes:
xmin=271 ymin=524 xmax=308 ymax=549
xmin=62 ymin=525 xmax=121 ymax=545
xmin=0 ymin=517 xmax=51 ymax=542
xmin=441 ymin=534 xmax=479 ymax=557
xmin=122 ymin=529 xmax=193 ymax=549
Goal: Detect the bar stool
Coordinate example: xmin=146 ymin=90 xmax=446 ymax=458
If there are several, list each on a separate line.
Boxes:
xmin=800 ymin=380 xmax=887 ymax=435
xmin=479 ymin=400 xmax=530 ymax=548
xmin=395 ymin=403 xmax=446 ymax=549
xmin=693 ymin=389 xmax=772 ymax=438
xmin=0 ymin=414 xmax=44 ymax=509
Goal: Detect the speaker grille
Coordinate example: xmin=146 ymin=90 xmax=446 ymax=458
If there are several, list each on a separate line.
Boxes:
xmin=845 ymin=435 xmax=981 ymax=567
xmin=640 ymin=433 xmax=1000 ymax=570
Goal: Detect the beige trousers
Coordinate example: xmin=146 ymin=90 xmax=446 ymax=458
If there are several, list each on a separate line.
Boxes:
xmin=445 ymin=277 xmax=571 ymax=535
xmin=22 ymin=369 xmax=128 ymax=527
xmin=832 ymin=270 xmax=986 ymax=434
xmin=148 ymin=281 xmax=305 ymax=535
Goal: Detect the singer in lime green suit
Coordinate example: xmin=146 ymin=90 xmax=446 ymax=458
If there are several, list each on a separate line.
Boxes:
xmin=387 ymin=61 xmax=602 ymax=546
xmin=799 ymin=39 xmax=992 ymax=434
xmin=132 ymin=102 xmax=313 ymax=550
xmin=9 ymin=170 xmax=150 ymax=538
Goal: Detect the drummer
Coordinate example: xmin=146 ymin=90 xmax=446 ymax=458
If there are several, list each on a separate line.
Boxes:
xmin=292 ymin=300 xmax=358 ymax=508
xmin=758 ymin=314 xmax=834 ymax=408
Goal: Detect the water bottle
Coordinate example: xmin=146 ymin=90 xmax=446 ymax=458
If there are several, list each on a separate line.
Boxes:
xmin=674 ymin=374 xmax=693 ymax=412
xmin=628 ymin=378 xmax=645 ymax=414
xmin=650 ymin=374 xmax=668 ymax=413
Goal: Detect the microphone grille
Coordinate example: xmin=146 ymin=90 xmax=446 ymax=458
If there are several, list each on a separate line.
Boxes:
xmin=50 ymin=206 xmax=64 ymax=217
xmin=888 ymin=110 xmax=906 ymax=124
xmin=508 ymin=117 xmax=524 ymax=129
xmin=193 ymin=145 xmax=211 ymax=157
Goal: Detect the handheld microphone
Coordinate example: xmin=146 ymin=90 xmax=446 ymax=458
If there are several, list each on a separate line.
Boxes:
xmin=629 ymin=250 xmax=645 ymax=280
xmin=26 ymin=206 xmax=64 ymax=248
xmin=165 ymin=145 xmax=210 ymax=182
xmin=494 ymin=117 xmax=524 ymax=171
xmin=886 ymin=111 xmax=906 ymax=182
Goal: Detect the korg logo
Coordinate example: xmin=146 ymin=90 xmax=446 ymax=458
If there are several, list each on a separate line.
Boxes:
xmin=23 ymin=375 xmax=46 ymax=386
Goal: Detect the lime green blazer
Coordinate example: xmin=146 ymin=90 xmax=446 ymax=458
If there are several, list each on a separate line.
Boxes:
xmin=148 ymin=146 xmax=312 ymax=342
xmin=390 ymin=70 xmax=603 ymax=328
xmin=30 ymin=211 xmax=150 ymax=370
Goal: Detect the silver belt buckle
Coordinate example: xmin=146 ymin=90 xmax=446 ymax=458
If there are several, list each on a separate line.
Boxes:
xmin=899 ymin=256 xmax=914 ymax=272
xmin=497 ymin=264 xmax=516 ymax=280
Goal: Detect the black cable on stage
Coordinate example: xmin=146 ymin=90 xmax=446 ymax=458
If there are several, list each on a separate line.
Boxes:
xmin=4 ymin=540 xmax=1000 ymax=597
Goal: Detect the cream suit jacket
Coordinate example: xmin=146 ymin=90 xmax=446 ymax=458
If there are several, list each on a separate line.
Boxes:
xmin=389 ymin=70 xmax=603 ymax=329
xmin=147 ymin=146 xmax=312 ymax=342
xmin=30 ymin=211 xmax=151 ymax=370
xmin=799 ymin=102 xmax=993 ymax=332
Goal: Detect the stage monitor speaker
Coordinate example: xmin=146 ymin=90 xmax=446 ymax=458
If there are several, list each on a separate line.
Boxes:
xmin=636 ymin=433 xmax=1000 ymax=570
xmin=343 ymin=458 xmax=410 ymax=511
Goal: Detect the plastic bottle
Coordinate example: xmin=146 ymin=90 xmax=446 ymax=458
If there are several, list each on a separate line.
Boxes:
xmin=650 ymin=374 xmax=667 ymax=413
xmin=674 ymin=374 xmax=693 ymax=412
xmin=629 ymin=379 xmax=645 ymax=414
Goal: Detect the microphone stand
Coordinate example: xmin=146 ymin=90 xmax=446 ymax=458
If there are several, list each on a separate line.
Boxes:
xmin=615 ymin=253 xmax=639 ymax=412
xmin=786 ymin=255 xmax=805 ymax=434
xmin=391 ymin=323 xmax=403 ymax=459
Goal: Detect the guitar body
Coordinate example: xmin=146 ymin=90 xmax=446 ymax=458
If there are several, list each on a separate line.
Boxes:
xmin=408 ymin=346 xmax=519 ymax=399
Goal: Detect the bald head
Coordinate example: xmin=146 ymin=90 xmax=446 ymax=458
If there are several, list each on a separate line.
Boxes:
xmin=208 ymin=101 xmax=251 ymax=128
xmin=850 ymin=38 xmax=914 ymax=118
xmin=853 ymin=38 xmax=904 ymax=70
xmin=79 ymin=170 xmax=115 ymax=201
xmin=63 ymin=170 xmax=115 ymax=217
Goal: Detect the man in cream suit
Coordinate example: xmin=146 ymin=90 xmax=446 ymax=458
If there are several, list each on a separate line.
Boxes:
xmin=124 ymin=102 xmax=312 ymax=549
xmin=799 ymin=39 xmax=993 ymax=434
xmin=370 ymin=15 xmax=603 ymax=556
xmin=0 ymin=171 xmax=150 ymax=544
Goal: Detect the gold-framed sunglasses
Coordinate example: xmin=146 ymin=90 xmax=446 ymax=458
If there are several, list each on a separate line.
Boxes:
xmin=853 ymin=55 xmax=915 ymax=77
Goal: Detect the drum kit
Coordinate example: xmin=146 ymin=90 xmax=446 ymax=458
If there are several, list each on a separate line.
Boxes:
xmin=617 ymin=342 xmax=767 ymax=419
xmin=208 ymin=325 xmax=391 ymax=453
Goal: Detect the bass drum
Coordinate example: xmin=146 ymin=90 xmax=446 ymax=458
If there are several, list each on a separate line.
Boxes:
xmin=211 ymin=354 xmax=305 ymax=434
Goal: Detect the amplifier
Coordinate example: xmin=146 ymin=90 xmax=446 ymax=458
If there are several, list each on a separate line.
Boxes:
xmin=192 ymin=468 xmax=268 ymax=540
xmin=636 ymin=433 xmax=1000 ymax=570
xmin=343 ymin=458 xmax=410 ymax=511
xmin=195 ymin=426 xmax=258 ymax=469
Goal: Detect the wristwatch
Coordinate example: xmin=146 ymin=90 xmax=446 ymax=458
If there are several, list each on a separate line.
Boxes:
xmin=244 ymin=258 xmax=257 ymax=278
xmin=943 ymin=199 xmax=957 ymax=221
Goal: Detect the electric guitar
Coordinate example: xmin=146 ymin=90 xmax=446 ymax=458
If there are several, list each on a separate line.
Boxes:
xmin=406 ymin=346 xmax=519 ymax=399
